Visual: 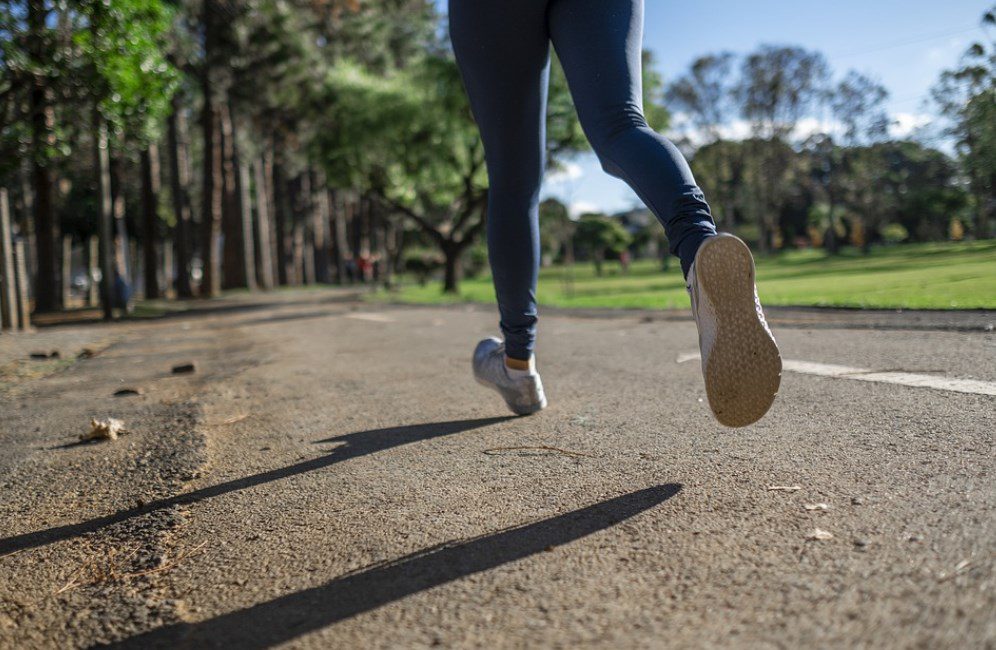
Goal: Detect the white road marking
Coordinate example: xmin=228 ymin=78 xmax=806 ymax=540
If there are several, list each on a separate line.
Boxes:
xmin=345 ymin=313 xmax=394 ymax=323
xmin=676 ymin=352 xmax=996 ymax=397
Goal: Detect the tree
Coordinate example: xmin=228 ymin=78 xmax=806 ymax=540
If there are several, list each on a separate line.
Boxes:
xmin=931 ymin=6 xmax=996 ymax=238
xmin=538 ymin=198 xmax=574 ymax=266
xmin=736 ymin=45 xmax=829 ymax=251
xmin=75 ymin=0 xmax=178 ymax=315
xmin=572 ymin=213 xmax=631 ymax=276
xmin=666 ymin=52 xmax=736 ymax=144
xmin=816 ymin=70 xmax=889 ymax=252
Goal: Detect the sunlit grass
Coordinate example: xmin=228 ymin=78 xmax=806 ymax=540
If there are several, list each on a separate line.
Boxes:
xmin=371 ymin=240 xmax=996 ymax=310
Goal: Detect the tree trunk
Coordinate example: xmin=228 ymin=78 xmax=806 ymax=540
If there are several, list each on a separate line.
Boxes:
xmin=442 ymin=241 xmax=462 ymax=293
xmin=16 ymin=163 xmax=36 ymax=294
xmin=298 ymin=172 xmax=314 ymax=285
xmin=311 ymin=168 xmax=331 ymax=284
xmin=199 ymin=1 xmax=223 ymax=298
xmin=141 ymin=144 xmax=162 ymax=299
xmin=168 ymin=97 xmax=194 ymax=298
xmin=272 ymin=154 xmax=291 ymax=285
xmin=330 ymin=190 xmax=349 ymax=284
xmin=14 ymin=239 xmax=31 ymax=330
xmin=28 ymin=0 xmax=58 ymax=312
xmin=60 ymin=234 xmax=72 ymax=307
xmin=110 ymin=157 xmax=132 ymax=311
xmin=0 ymin=189 xmax=18 ymax=330
xmin=237 ymin=155 xmax=257 ymax=291
xmin=93 ymin=115 xmax=114 ymax=320
xmin=87 ymin=236 xmax=99 ymax=306
xmin=200 ymin=102 xmax=223 ymax=297
xmin=253 ymin=157 xmax=275 ymax=289
xmin=220 ymin=100 xmax=248 ymax=290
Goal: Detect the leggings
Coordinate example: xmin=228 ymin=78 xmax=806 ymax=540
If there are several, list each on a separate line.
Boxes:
xmin=449 ymin=0 xmax=717 ymax=361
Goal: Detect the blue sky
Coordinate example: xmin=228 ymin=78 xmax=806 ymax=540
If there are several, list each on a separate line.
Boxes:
xmin=435 ymin=0 xmax=992 ymax=214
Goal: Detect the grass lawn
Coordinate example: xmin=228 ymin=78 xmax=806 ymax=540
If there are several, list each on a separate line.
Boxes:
xmin=371 ymin=240 xmax=996 ymax=311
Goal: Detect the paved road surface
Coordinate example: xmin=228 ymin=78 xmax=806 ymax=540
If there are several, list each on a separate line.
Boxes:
xmin=1 ymin=290 xmax=993 ymax=648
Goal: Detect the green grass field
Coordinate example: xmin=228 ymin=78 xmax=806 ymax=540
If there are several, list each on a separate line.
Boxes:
xmin=372 ymin=240 xmax=996 ymax=310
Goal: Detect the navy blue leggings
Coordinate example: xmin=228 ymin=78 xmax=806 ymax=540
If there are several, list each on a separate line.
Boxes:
xmin=450 ymin=0 xmax=717 ymax=360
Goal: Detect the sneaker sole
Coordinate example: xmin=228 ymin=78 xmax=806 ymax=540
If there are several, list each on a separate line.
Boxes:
xmin=695 ymin=234 xmax=782 ymax=427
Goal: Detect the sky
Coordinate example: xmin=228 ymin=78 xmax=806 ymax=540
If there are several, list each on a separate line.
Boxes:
xmin=435 ymin=0 xmax=993 ymax=215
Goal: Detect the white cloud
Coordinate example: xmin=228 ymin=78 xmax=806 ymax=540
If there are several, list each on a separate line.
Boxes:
xmin=568 ymin=200 xmax=600 ymax=218
xmin=890 ymin=112 xmax=933 ymax=138
xmin=545 ymin=162 xmax=584 ymax=185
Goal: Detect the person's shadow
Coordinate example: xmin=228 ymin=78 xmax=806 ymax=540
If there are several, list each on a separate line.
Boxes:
xmin=105 ymin=484 xmax=681 ymax=649
xmin=0 ymin=417 xmax=512 ymax=557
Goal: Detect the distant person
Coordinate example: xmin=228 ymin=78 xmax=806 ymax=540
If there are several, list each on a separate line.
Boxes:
xmin=453 ymin=0 xmax=781 ymax=427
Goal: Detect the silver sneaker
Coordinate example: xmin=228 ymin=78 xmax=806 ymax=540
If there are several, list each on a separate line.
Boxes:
xmin=472 ymin=337 xmax=547 ymax=416
xmin=687 ymin=233 xmax=782 ymax=427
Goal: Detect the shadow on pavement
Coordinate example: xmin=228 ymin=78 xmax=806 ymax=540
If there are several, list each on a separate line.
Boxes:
xmin=0 ymin=417 xmax=512 ymax=557
xmin=107 ymin=484 xmax=682 ymax=649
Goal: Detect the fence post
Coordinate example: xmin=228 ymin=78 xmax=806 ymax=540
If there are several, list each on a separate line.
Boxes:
xmin=14 ymin=238 xmax=31 ymax=330
xmin=1 ymin=188 xmax=18 ymax=331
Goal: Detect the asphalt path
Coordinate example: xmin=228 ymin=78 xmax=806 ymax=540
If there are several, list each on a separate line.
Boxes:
xmin=1 ymin=290 xmax=992 ymax=648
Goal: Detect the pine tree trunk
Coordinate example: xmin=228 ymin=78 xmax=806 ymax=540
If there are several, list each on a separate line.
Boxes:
xmin=220 ymin=100 xmax=247 ymax=290
xmin=298 ymin=172 xmax=314 ymax=285
xmin=110 ymin=157 xmax=132 ymax=310
xmin=272 ymin=154 xmax=291 ymax=285
xmin=311 ymin=168 xmax=331 ymax=284
xmin=237 ymin=156 xmax=257 ymax=291
xmin=141 ymin=144 xmax=162 ymax=299
xmin=253 ymin=157 xmax=275 ymax=289
xmin=168 ymin=97 xmax=195 ymax=298
xmin=0 ymin=189 xmax=18 ymax=330
xmin=28 ymin=0 xmax=58 ymax=312
xmin=199 ymin=1 xmax=223 ymax=298
xmin=60 ymin=235 xmax=72 ymax=307
xmin=87 ymin=236 xmax=99 ymax=306
xmin=93 ymin=115 xmax=114 ymax=320
xmin=330 ymin=190 xmax=349 ymax=284
xmin=200 ymin=103 xmax=222 ymax=297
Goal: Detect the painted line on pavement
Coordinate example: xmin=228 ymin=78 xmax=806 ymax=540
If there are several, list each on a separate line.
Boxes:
xmin=345 ymin=313 xmax=394 ymax=323
xmin=676 ymin=352 xmax=996 ymax=397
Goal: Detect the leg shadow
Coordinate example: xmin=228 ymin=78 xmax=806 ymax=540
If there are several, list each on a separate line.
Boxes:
xmin=106 ymin=484 xmax=682 ymax=649
xmin=0 ymin=417 xmax=512 ymax=557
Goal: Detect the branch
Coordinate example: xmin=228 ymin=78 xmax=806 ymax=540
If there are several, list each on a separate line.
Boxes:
xmin=369 ymin=192 xmax=445 ymax=245
xmin=457 ymin=203 xmax=488 ymax=246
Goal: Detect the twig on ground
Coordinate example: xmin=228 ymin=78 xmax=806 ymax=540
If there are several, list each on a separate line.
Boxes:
xmin=483 ymin=445 xmax=594 ymax=459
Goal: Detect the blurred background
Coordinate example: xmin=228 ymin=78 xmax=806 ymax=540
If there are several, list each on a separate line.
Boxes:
xmin=0 ymin=0 xmax=993 ymax=328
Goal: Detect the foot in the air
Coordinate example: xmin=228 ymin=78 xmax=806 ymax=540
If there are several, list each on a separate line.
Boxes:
xmin=472 ymin=337 xmax=547 ymax=416
xmin=687 ymin=233 xmax=782 ymax=427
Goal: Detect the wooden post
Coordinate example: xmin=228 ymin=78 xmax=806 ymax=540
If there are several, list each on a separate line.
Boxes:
xmin=14 ymin=239 xmax=30 ymax=330
xmin=1 ymin=188 xmax=18 ymax=330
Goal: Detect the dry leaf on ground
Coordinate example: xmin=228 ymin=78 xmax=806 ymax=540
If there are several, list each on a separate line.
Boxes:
xmin=81 ymin=418 xmax=129 ymax=442
xmin=806 ymin=529 xmax=834 ymax=541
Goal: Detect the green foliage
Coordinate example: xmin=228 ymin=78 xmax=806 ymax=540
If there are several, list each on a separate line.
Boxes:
xmin=573 ymin=213 xmax=632 ymax=274
xmin=75 ymin=0 xmax=179 ymax=142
